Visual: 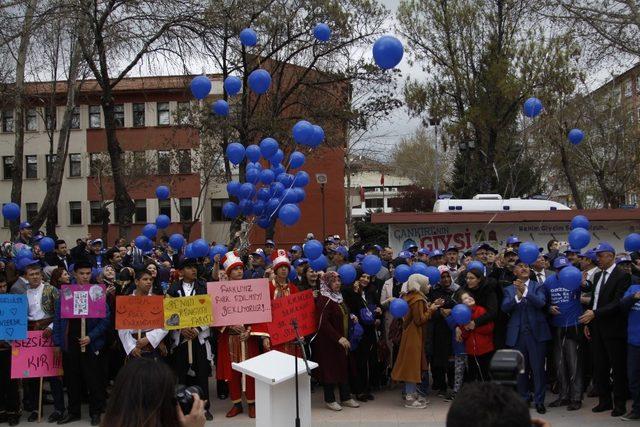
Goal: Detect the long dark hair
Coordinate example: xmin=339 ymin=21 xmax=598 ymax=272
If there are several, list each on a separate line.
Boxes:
xmin=102 ymin=358 xmax=179 ymax=427
xmin=299 ymin=264 xmax=320 ymax=290
xmin=49 ymin=267 xmax=68 ymax=289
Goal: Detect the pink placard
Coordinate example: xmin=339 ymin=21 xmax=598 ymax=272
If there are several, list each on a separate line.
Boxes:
xmin=207 ymin=279 xmax=272 ymax=327
xmin=11 ymin=330 xmax=63 ymax=379
xmin=60 ymin=285 xmax=107 ymax=319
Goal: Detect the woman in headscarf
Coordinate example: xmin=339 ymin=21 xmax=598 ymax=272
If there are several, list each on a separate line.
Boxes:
xmin=312 ymin=271 xmax=361 ymax=411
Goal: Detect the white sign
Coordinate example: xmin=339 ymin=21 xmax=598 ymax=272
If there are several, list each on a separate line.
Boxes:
xmin=388 ymin=220 xmax=640 ymax=254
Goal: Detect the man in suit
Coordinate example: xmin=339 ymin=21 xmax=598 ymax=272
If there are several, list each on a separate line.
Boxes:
xmin=531 ymin=253 xmax=552 ymax=284
xmin=45 ymin=239 xmax=72 ymax=270
xmin=502 ymin=258 xmax=551 ymax=414
xmin=579 ymin=242 xmax=631 ymax=417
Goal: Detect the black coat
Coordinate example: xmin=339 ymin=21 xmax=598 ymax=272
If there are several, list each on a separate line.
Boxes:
xmin=588 ymin=266 xmax=631 ymax=339
xmin=456 ymin=279 xmax=498 ymax=328
xmin=427 ymin=286 xmax=458 ymax=367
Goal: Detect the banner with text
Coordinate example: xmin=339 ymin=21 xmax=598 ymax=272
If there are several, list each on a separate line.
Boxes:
xmin=0 ymin=294 xmax=28 ymax=340
xmin=267 ymin=291 xmax=317 ymax=346
xmin=60 ymin=285 xmax=107 ymax=319
xmin=11 ymin=331 xmax=63 ymax=379
xmin=207 ymin=279 xmax=272 ymax=327
xmin=115 ymin=296 xmax=165 ymax=330
xmin=163 ymin=295 xmax=212 ymax=330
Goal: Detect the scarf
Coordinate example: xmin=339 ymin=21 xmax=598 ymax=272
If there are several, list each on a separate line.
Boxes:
xmin=273 ymin=278 xmax=291 ymax=299
xmin=320 ymin=271 xmax=343 ymax=303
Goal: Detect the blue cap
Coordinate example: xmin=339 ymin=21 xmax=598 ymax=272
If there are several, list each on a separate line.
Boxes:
xmin=446 ymin=245 xmax=459 ymax=253
xmin=506 ymin=235 xmax=520 ymax=245
xmin=332 ymin=246 xmax=348 ymax=258
xmin=594 ymin=242 xmax=615 ymax=254
xmin=19 ymin=221 xmax=32 ymax=230
xmin=579 ymin=249 xmax=597 ymax=262
xmin=16 ymin=257 xmax=39 ymax=272
xmin=471 ymin=242 xmax=493 ymax=255
xmin=564 ymin=246 xmax=580 ymax=254
xmin=429 ymin=249 xmax=444 ymax=258
xmin=293 ymin=258 xmax=308 ymax=267
xmin=405 ymin=242 xmax=418 ymax=250
xmin=553 ymin=257 xmax=571 ymax=270
xmin=417 ymin=248 xmax=430 ymax=256
xmin=265 ymin=239 xmax=275 ymax=246
xmin=616 ymin=256 xmax=632 ymax=265
xmin=373 ymin=244 xmax=382 ymax=252
xmin=398 ymin=250 xmax=413 ymax=259
xmin=355 ymin=254 xmax=365 ymax=262
xmin=290 ymin=245 xmax=302 ymax=252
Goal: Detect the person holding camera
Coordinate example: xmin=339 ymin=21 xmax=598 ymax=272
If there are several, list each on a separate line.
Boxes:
xmin=102 ymin=357 xmax=205 ymax=427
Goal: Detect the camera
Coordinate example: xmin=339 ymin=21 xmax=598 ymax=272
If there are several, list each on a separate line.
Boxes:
xmin=489 ymin=349 xmax=524 ymax=389
xmin=175 ymin=385 xmax=203 ymax=415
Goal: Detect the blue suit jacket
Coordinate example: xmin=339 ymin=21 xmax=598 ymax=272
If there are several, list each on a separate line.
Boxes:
xmin=53 ymin=298 xmax=111 ymax=353
xmin=501 ymin=280 xmax=551 ymax=347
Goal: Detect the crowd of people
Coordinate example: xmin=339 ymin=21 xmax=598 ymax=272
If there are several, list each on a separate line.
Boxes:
xmin=1 ymin=220 xmax=640 ymax=425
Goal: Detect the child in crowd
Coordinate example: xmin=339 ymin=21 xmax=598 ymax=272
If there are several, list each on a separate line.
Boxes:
xmin=456 ymin=291 xmax=495 ymax=382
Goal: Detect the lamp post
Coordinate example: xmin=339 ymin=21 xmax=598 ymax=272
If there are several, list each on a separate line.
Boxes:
xmin=429 ymin=117 xmax=441 ymax=200
xmin=316 ymin=173 xmax=327 ymax=239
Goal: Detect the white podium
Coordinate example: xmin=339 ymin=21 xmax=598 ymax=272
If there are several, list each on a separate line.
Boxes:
xmin=232 ymin=350 xmax=318 ymax=427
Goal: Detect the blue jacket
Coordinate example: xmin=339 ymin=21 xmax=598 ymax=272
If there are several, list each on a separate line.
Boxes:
xmin=53 ymin=298 xmax=111 ymax=353
xmin=502 ymin=280 xmax=551 ymax=347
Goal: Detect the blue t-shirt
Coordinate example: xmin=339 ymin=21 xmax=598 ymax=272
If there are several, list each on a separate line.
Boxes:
xmin=623 ymin=284 xmax=640 ymax=346
xmin=544 ymin=274 xmax=583 ymax=327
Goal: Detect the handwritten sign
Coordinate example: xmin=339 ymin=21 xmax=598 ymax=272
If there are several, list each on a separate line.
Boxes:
xmin=115 ymin=296 xmax=164 ymax=330
xmin=163 ymin=295 xmax=212 ymax=330
xmin=60 ymin=285 xmax=106 ymax=319
xmin=11 ymin=331 xmax=63 ymax=378
xmin=207 ymin=279 xmax=272 ymax=327
xmin=0 ymin=294 xmax=28 ymax=340
xmin=267 ymin=291 xmax=317 ymax=346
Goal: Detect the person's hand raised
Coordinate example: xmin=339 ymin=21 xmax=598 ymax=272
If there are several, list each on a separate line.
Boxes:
xmin=177 ymin=394 xmax=206 ymax=427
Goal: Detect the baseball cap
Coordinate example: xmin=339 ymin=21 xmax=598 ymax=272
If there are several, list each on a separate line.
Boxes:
xmin=594 ymin=242 xmax=615 ymax=254
xmin=91 ymin=238 xmax=103 ymax=246
xmin=417 ymin=248 xmax=430 ymax=256
xmin=564 ymin=246 xmax=580 ymax=254
xmin=405 ymin=242 xmax=418 ymax=250
xmin=373 ymin=244 xmax=382 ymax=252
xmin=445 ymin=245 xmax=459 ymax=253
xmin=506 ymin=235 xmax=520 ymax=245
xmin=19 ymin=221 xmax=32 ymax=230
xmin=332 ymin=246 xmax=348 ymax=258
xmin=251 ymin=248 xmax=265 ymax=258
xmin=514 ymin=258 xmax=531 ymax=266
xmin=293 ymin=258 xmax=308 ymax=267
xmin=265 ymin=239 xmax=275 ymax=247
xmin=616 ymin=255 xmax=632 ymax=265
xmin=398 ymin=250 xmax=413 ymax=259
xmin=290 ymin=245 xmax=302 ymax=252
xmin=504 ymin=248 xmax=517 ymax=256
xmin=578 ymin=249 xmax=597 ymax=262
xmin=305 ymin=233 xmax=315 ymax=241
xmin=471 ymin=242 xmax=493 ymax=256
xmin=16 ymin=257 xmax=39 ymax=272
xmin=429 ymin=249 xmax=444 ymax=258
xmin=553 ymin=257 xmax=571 ymax=270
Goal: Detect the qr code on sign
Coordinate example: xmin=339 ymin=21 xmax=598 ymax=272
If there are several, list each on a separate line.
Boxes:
xmin=73 ymin=291 xmax=89 ymax=316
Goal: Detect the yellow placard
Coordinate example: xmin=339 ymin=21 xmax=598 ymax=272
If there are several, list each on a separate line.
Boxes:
xmin=163 ymin=294 xmax=212 ymax=330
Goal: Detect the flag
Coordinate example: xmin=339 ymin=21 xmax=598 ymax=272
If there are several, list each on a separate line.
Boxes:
xmin=380 ymin=173 xmax=385 ymax=186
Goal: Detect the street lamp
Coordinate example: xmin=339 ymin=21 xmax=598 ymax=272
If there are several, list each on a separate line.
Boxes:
xmin=428 ymin=117 xmax=441 ymax=200
xmin=316 ymin=173 xmax=328 ymax=239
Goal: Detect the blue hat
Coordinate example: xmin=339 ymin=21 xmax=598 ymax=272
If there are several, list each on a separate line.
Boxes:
xmin=553 ymin=257 xmax=571 ymax=270
xmin=579 ymin=249 xmax=597 ymax=262
xmin=405 ymin=242 xmax=418 ymax=250
xmin=332 ymin=246 xmax=348 ymax=258
xmin=355 ymin=254 xmax=365 ymax=262
xmin=290 ymin=245 xmax=302 ymax=252
xmin=16 ymin=257 xmax=39 ymax=272
xmin=19 ymin=221 xmax=32 ymax=230
xmin=429 ymin=249 xmax=444 ymax=258
xmin=398 ymin=250 xmax=413 ymax=259
xmin=417 ymin=248 xmax=430 ymax=256
xmin=471 ymin=243 xmax=493 ymax=256
xmin=506 ymin=235 xmax=520 ymax=245
xmin=373 ymin=244 xmax=382 ymax=252
xmin=616 ymin=256 xmax=632 ymax=265
xmin=595 ymin=242 xmax=615 ymax=254
xmin=293 ymin=258 xmax=308 ymax=267
xmin=265 ymin=239 xmax=275 ymax=247
xmin=446 ymin=245 xmax=459 ymax=253
xmin=564 ymin=246 xmax=580 ymax=254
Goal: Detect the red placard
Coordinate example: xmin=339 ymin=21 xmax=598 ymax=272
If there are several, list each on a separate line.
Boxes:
xmin=267 ymin=290 xmax=317 ymax=346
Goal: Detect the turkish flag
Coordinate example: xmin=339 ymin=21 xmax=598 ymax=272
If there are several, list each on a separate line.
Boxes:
xmin=380 ymin=173 xmax=385 ymax=186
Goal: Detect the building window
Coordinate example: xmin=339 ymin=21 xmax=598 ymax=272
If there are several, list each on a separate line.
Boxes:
xmin=89 ymin=105 xmax=101 ymax=128
xmin=2 ymin=110 xmax=14 ymax=132
xmin=69 ymin=153 xmax=81 ymax=177
xmin=613 ymin=86 xmax=621 ymax=105
xmin=90 ymin=201 xmax=103 ymax=224
xmin=626 ymin=80 xmax=633 ymax=97
xmin=177 ymin=101 xmax=190 ymax=125
xmin=26 ymin=108 xmax=37 ymax=131
xmin=69 ymin=201 xmax=82 ymax=225
xmin=3 ymin=156 xmax=13 ymax=180
xmin=114 ymin=104 xmax=124 ymax=128
xmin=178 ymin=149 xmax=191 ymax=174
xmin=70 ymin=106 xmax=80 ymax=129
xmin=133 ymin=103 xmax=145 ymax=127
xmin=365 ymin=198 xmax=384 ymax=209
xmin=157 ymin=102 xmax=170 ymax=126
xmin=45 ymin=154 xmax=57 ymax=177
xmin=210 ymin=199 xmax=226 ymax=222
xmin=158 ymin=199 xmax=171 ymax=217
xmin=45 ymin=106 xmax=56 ymax=131
xmin=180 ymin=198 xmax=192 ymax=221
xmin=26 ymin=203 xmax=37 ymax=223
xmin=25 ymin=155 xmax=37 ymax=179
xmin=157 ymin=150 xmax=171 ymax=175
xmin=134 ymin=199 xmax=147 ymax=223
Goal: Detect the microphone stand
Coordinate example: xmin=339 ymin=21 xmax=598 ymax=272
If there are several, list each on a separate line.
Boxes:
xmin=291 ymin=319 xmax=311 ymax=427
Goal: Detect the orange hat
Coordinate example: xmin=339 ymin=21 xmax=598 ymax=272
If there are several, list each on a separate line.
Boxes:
xmin=221 ymin=251 xmax=243 ymax=275
xmin=271 ymin=249 xmax=291 ymax=272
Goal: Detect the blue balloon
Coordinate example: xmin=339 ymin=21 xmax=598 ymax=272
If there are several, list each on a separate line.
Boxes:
xmin=260 ymin=137 xmax=278 ymax=159
xmin=239 ymin=28 xmax=257 ymax=46
xmin=209 ymin=244 xmax=227 ymax=261
xmin=523 ymin=97 xmax=543 ymax=118
xmin=451 ymin=304 xmax=472 ymax=325
xmin=246 ymin=168 xmax=260 ymax=184
xmin=238 ymin=182 xmax=255 ymax=199
xmin=558 ymin=265 xmax=582 ymax=291
xmin=257 ymin=187 xmax=271 ymax=201
xmin=266 ymin=198 xmax=281 ymax=214
xmin=169 ymin=234 xmax=185 ymax=250
xmin=293 ymin=188 xmax=306 ymax=203
xmin=239 ymin=199 xmax=253 ymax=216
xmin=212 ymin=99 xmax=229 ymax=116
xmin=271 ymin=163 xmax=285 ymax=176
xmin=288 ymin=267 xmax=298 ymax=282
xmin=248 ymin=69 xmax=271 ymax=94
xmin=362 ymin=255 xmax=382 ymax=275
xmin=313 ymin=23 xmax=331 ymax=41
xmin=257 ymin=216 xmax=271 ymax=229
xmin=518 ymin=241 xmax=539 ymax=264
xmin=192 ymin=239 xmax=209 ymax=258
xmin=394 ymin=264 xmax=411 ymax=282
xmin=338 ymin=264 xmax=357 ymax=285
xmin=252 ymin=200 xmax=266 ymax=216
xmin=222 ymin=202 xmax=240 ymax=218
xmin=245 ymin=144 xmax=261 ymax=162
xmin=570 ymin=215 xmax=590 ymax=230
xmin=372 ymin=35 xmax=404 ymax=70
xmin=288 ymin=151 xmax=305 ymax=169
xmin=308 ymin=125 xmax=325 ymax=147
xmin=155 ymin=185 xmax=170 ymax=200
xmin=294 ymin=170 xmax=309 ymax=187
xmin=411 ymin=262 xmax=428 ymax=276
xmin=16 ymin=248 xmax=33 ymax=260
xmin=224 ymin=76 xmax=242 ymax=96
xmin=227 ymin=181 xmax=241 ymax=197
xmin=2 ymin=202 xmax=20 ymax=221
xmin=190 ymin=75 xmax=211 ymax=100
xmin=467 ymin=261 xmax=485 ymax=273
xmin=568 ymin=227 xmax=590 ymax=250
xmin=309 ymin=254 xmax=328 ymax=271
xmin=270 ymin=182 xmax=285 ymax=197
xmin=292 ymin=120 xmax=314 ymax=145
xmin=303 ymin=239 xmax=323 ymax=260
xmin=135 ymin=235 xmax=153 ymax=252
xmin=277 ymin=173 xmax=294 ymax=188
xmin=259 ymin=169 xmax=275 ymax=185
xmin=280 ymin=189 xmax=296 ymax=204
xmin=271 ymin=149 xmax=284 ymax=165
xmin=425 ymin=266 xmax=441 ymax=284
xmin=390 ymin=298 xmax=409 ymax=318
xmin=568 ymin=128 xmax=584 ymax=145
xmin=278 ymin=203 xmax=301 ymax=226
xmin=142 ymin=223 xmax=158 ymax=239
xmin=226 ymin=142 xmax=245 ymax=165
xmin=625 ymin=233 xmax=640 ymax=252
xmin=247 ymin=162 xmax=262 ymax=172
xmin=39 ymin=237 xmax=55 ymax=253
xmin=184 ymin=243 xmax=195 ymax=259
xmin=156 ymin=214 xmax=171 ymax=229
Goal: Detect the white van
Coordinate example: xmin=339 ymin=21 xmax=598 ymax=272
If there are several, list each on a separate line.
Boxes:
xmin=432 ymin=194 xmax=571 ymax=212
